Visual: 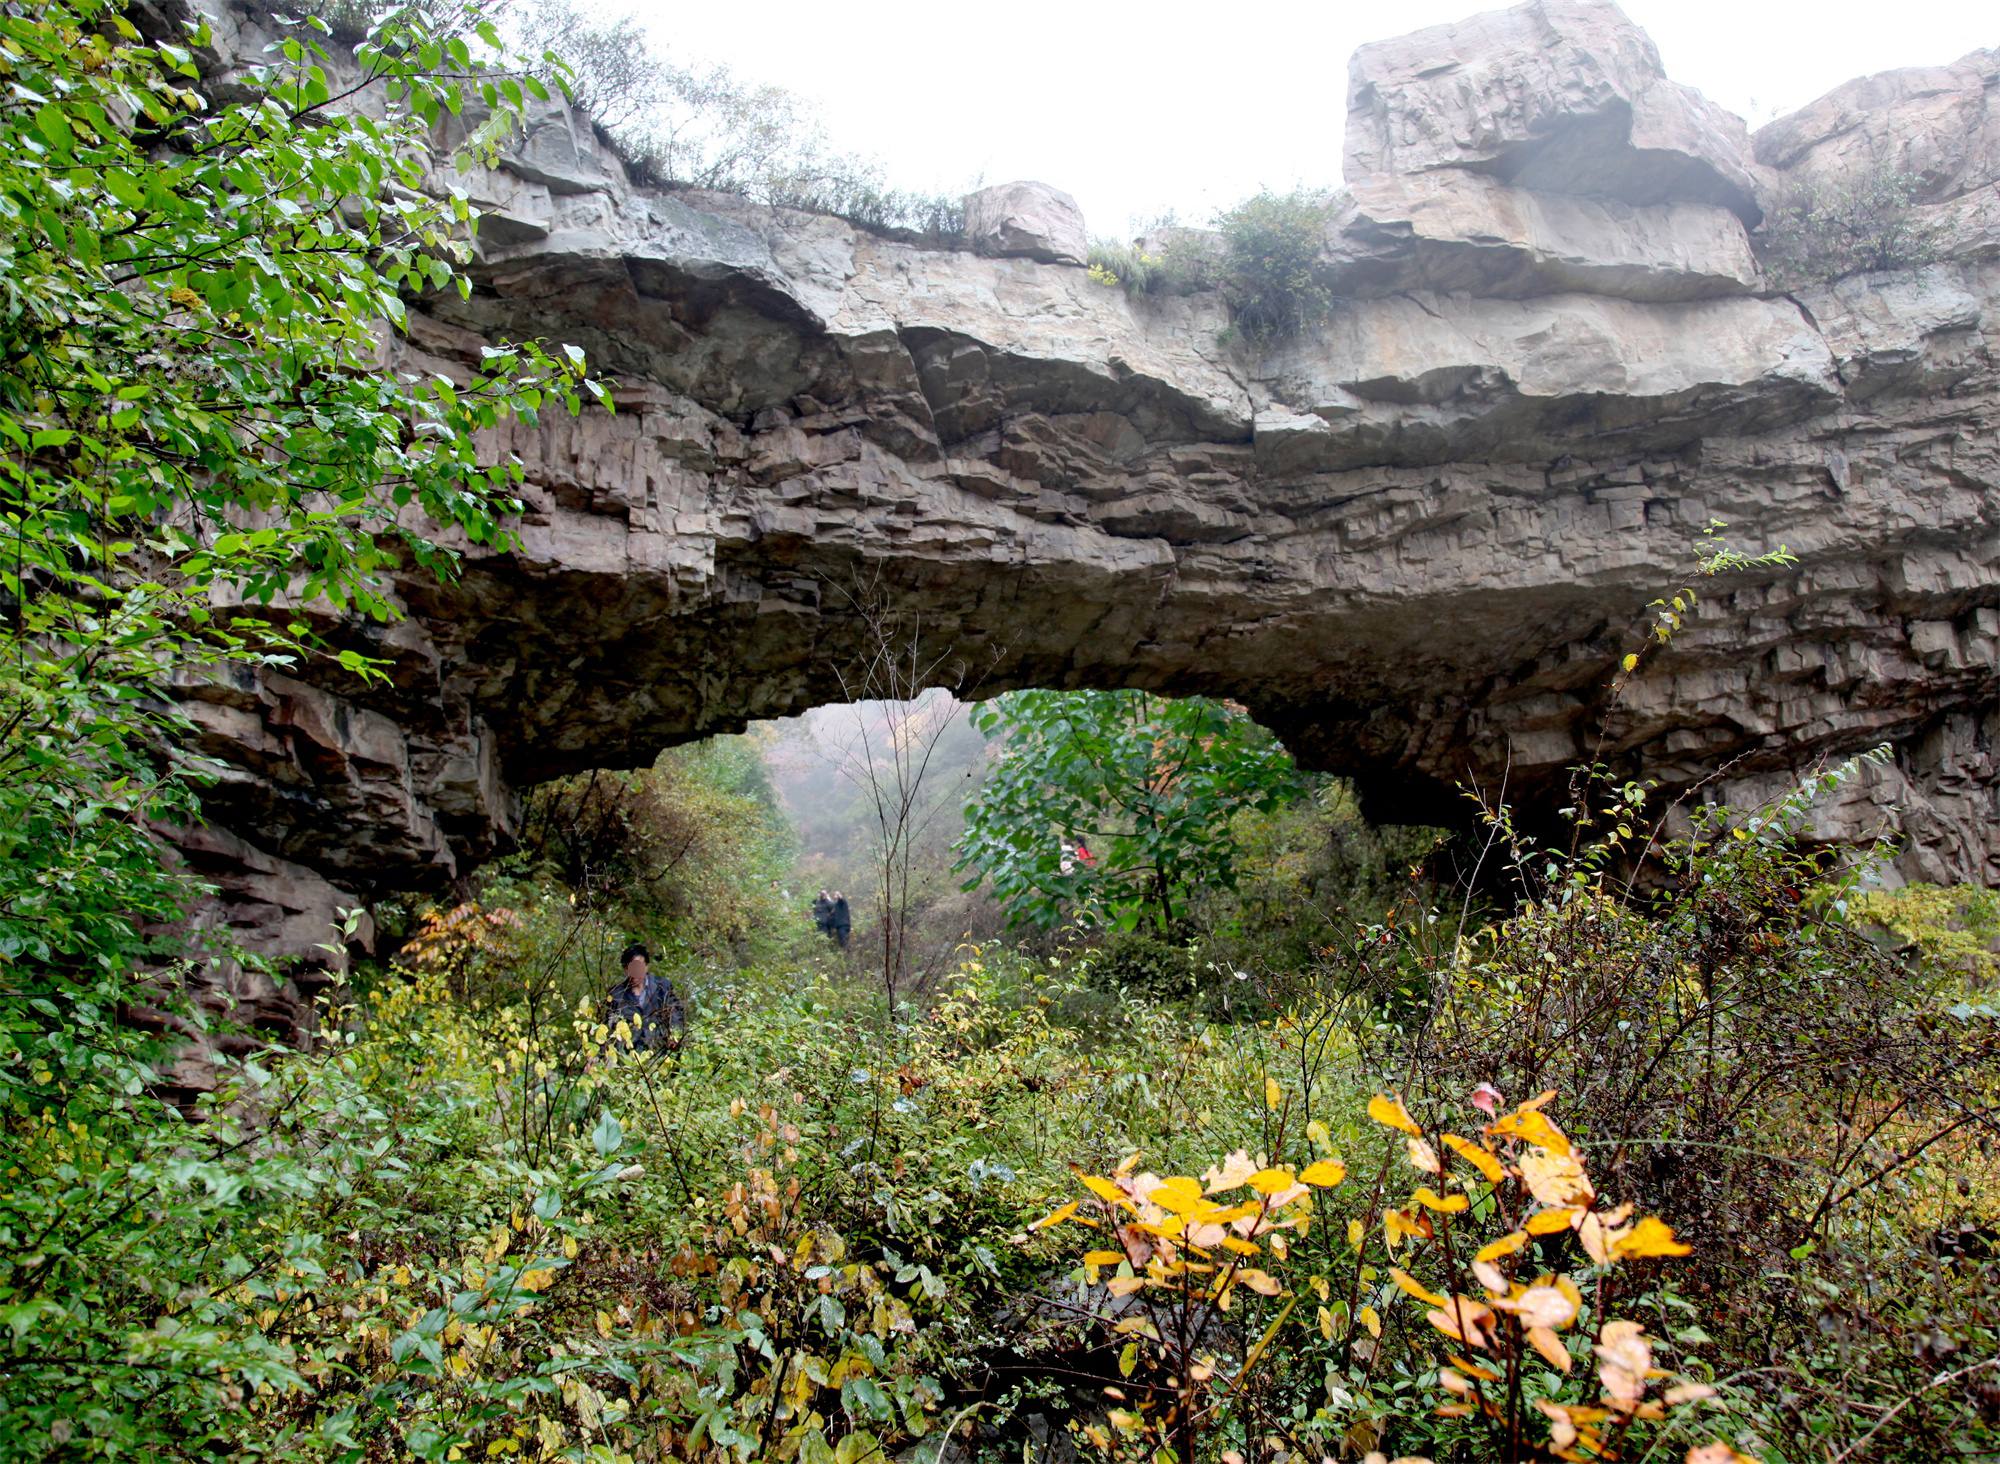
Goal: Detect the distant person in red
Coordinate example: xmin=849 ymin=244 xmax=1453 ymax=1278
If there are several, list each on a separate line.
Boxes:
xmin=1074 ymin=838 xmax=1095 ymax=868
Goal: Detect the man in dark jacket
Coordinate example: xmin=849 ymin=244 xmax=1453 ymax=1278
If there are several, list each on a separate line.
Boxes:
xmin=829 ymin=892 xmax=852 ymax=952
xmin=605 ymin=942 xmax=681 ymax=1051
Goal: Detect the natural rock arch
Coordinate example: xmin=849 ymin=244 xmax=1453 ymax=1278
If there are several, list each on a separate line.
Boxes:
xmin=177 ymin=0 xmax=1999 ymax=1005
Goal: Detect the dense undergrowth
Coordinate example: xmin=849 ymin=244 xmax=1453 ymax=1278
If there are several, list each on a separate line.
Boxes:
xmin=1 ymin=6 xmax=1995 ymax=1463
xmin=7 ymin=746 xmax=1995 ymax=1461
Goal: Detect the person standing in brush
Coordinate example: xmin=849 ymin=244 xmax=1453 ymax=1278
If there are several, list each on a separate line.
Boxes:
xmin=605 ymin=942 xmax=682 ymax=1050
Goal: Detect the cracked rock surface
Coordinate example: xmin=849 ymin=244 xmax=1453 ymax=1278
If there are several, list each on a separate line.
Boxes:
xmin=176 ymin=0 xmax=1998 ymax=1031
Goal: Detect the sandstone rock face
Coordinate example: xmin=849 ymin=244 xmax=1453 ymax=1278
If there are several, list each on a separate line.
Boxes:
xmin=964 ymin=181 xmax=1089 ymax=265
xmin=1345 ymin=0 xmax=1765 ymax=223
xmin=173 ymin=0 xmax=1998 ymax=1034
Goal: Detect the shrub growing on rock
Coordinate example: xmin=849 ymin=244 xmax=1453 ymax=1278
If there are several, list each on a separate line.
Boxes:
xmin=1087 ymin=189 xmax=1340 ymax=340
xmin=1213 ymin=188 xmax=1341 ymax=340
xmin=1755 ymin=164 xmax=1946 ymax=289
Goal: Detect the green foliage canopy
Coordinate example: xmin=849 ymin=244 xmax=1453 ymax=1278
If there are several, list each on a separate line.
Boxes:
xmin=0 ymin=1 xmax=595 ymax=1447
xmin=0 ymin=0 xmax=595 ymax=973
xmin=954 ymin=690 xmax=1302 ymax=932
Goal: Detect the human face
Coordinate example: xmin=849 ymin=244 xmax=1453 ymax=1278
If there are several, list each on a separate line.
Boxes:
xmin=624 ymin=954 xmax=647 ymax=989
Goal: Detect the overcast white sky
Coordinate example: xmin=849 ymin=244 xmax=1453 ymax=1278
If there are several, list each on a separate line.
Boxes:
xmin=620 ymin=0 xmax=1994 ymax=236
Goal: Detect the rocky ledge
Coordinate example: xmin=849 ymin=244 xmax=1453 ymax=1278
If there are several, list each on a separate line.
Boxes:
xmin=167 ymin=0 xmax=1999 ymax=1081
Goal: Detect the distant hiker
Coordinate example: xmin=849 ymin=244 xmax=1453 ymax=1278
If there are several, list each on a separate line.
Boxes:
xmin=829 ymin=892 xmax=852 ymax=951
xmin=811 ymin=889 xmax=834 ymax=939
xmin=605 ymin=942 xmax=682 ymax=1051
xmin=1074 ymin=837 xmax=1095 ymax=869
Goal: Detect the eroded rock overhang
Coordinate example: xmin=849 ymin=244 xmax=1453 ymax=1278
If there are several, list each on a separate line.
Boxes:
xmin=173 ymin=0 xmax=1998 ymax=996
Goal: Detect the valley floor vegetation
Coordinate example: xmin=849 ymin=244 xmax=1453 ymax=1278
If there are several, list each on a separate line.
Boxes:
xmin=7 ymin=710 xmax=1998 ymax=1462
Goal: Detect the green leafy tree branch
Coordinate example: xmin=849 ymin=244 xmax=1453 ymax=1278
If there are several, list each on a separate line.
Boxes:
xmin=954 ymin=689 xmax=1302 ymax=934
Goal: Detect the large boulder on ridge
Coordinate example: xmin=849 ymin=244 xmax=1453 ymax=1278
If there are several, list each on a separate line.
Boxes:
xmin=1344 ymin=0 xmax=1765 ymax=223
xmin=963 ymin=181 xmax=1089 ymax=265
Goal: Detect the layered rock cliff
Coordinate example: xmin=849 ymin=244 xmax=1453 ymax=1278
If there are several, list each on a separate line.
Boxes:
xmin=170 ymin=0 xmax=2000 ymax=1064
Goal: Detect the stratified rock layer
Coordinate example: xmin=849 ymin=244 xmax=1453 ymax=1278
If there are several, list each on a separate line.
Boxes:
xmin=181 ymin=0 xmax=1999 ymax=1010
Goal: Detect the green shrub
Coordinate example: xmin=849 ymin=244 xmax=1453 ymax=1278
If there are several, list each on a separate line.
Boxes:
xmin=515 ymin=736 xmax=794 ymax=956
xmin=1756 ymin=164 xmax=1947 ymax=289
xmin=1852 ymin=881 xmax=2000 ymax=981
xmin=1084 ymin=233 xmax=1219 ymax=295
xmin=1213 ymin=187 xmax=1339 ymax=340
xmin=1086 ymin=192 xmax=1338 ymax=341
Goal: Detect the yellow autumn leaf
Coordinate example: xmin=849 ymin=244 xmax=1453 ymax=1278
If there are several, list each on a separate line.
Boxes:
xmin=1348 ymin=1217 xmax=1366 ymax=1248
xmin=1426 ymin=1297 xmax=1494 ymax=1348
xmin=1106 ymin=1275 xmax=1147 ymax=1297
xmin=1235 ymin=1268 xmax=1283 ymax=1297
xmin=1265 ymin=1076 xmax=1283 ymax=1110
xmin=1318 ymin=1304 xmax=1335 ymax=1340
xmin=1369 ymin=1093 xmax=1422 ymax=1136
xmin=1519 ymin=1149 xmax=1594 ymax=1208
xmin=1360 ymin=1304 xmax=1382 ymax=1338
xmin=1621 ymin=653 xmax=1639 ymax=672
xmin=1029 ymin=1200 xmax=1083 ymax=1231
xmin=1083 ymin=1249 xmax=1126 ymax=1267
xmin=1203 ymin=1149 xmax=1259 ymax=1193
xmin=1492 ymin=1107 xmax=1573 ymax=1157
xmin=1384 ymin=1207 xmax=1431 ymax=1248
xmin=1511 ymin=1283 xmax=1579 ymax=1329
xmin=1152 ymin=1176 xmax=1206 ymax=1214
xmin=1526 ymin=1323 xmax=1571 ymax=1372
xmin=1611 ymin=1215 xmax=1692 ymax=1260
xmin=1475 ymin=1231 xmax=1530 ymax=1262
xmin=1439 ymin=1132 xmax=1506 ymax=1184
xmin=1411 ymin=1185 xmax=1469 ymax=1214
xmin=1079 ymin=1173 xmax=1129 ymax=1207
xmin=1595 ymin=1319 xmax=1652 ymax=1404
xmin=1201 ymin=1200 xmax=1261 ymax=1224
xmin=1247 ymin=1167 xmax=1296 ymax=1195
xmin=1389 ymin=1267 xmax=1448 ymax=1308
xmin=1221 ymin=1236 xmax=1261 ymax=1256
xmin=1526 ymin=1208 xmax=1577 ymax=1235
xmin=1300 ymin=1159 xmax=1347 ymax=1187
xmin=1305 ymin=1118 xmax=1333 ymax=1151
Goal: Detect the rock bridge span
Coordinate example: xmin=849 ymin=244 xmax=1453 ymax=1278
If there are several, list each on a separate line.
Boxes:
xmin=178 ymin=0 xmax=2000 ymax=1004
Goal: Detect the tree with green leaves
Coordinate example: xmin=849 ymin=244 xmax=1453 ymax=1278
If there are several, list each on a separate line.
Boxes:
xmin=954 ymin=690 xmax=1302 ymax=933
xmin=0 ymin=1 xmax=596 ymax=1447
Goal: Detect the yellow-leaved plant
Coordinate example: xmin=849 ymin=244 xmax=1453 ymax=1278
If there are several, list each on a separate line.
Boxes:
xmin=1030 ymin=1121 xmax=1348 ymax=1459
xmin=1366 ymin=1088 xmax=1748 ymax=1464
